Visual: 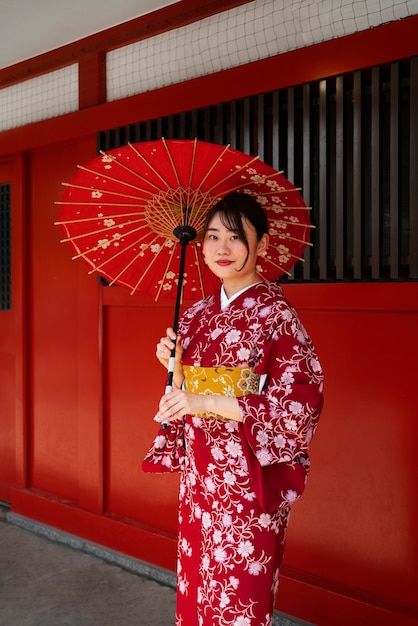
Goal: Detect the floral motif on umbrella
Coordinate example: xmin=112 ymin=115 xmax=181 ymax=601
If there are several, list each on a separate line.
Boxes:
xmin=55 ymin=138 xmax=312 ymax=300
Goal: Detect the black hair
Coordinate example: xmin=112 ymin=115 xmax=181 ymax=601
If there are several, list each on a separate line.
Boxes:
xmin=203 ymin=192 xmax=268 ymax=270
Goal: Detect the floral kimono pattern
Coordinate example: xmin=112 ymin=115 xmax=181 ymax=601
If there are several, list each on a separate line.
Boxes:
xmin=143 ymin=281 xmax=324 ymax=626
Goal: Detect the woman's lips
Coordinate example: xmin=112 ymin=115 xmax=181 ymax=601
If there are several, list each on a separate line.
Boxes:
xmin=216 ymin=260 xmax=233 ymax=266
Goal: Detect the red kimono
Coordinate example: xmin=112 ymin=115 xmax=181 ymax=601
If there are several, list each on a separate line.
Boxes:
xmin=143 ymin=281 xmax=324 ymax=626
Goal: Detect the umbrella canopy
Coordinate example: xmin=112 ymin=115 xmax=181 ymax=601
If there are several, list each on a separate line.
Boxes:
xmin=55 ymin=138 xmax=312 ymax=301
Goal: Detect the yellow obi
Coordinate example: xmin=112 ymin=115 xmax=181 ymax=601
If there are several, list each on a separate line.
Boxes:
xmin=183 ymin=365 xmax=261 ymax=421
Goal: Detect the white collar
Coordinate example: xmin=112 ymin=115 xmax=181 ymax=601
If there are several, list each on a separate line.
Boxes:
xmin=220 ymin=282 xmax=261 ymax=310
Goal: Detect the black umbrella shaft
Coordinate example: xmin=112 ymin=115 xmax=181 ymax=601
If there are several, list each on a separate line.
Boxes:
xmin=161 ymin=223 xmax=196 ymax=431
xmin=167 ymin=238 xmax=189 ymax=389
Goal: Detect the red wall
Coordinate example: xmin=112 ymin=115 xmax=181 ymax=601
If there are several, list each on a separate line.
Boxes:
xmin=280 ymin=286 xmax=418 ymax=625
xmin=29 ymin=141 xmax=80 ymax=499
xmin=3 ymin=144 xmax=418 ymax=623
xmin=1 ymin=9 xmax=418 ymax=626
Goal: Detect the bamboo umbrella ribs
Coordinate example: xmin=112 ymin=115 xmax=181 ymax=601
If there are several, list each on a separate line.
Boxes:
xmin=55 ymin=138 xmax=312 ymax=303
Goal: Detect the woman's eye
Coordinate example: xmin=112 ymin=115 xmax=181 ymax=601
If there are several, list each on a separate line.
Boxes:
xmin=231 ymin=234 xmax=240 ymax=240
xmin=208 ymin=234 xmax=217 ymax=240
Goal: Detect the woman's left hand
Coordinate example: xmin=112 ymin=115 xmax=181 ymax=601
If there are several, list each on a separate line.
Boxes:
xmin=156 ymin=384 xmax=208 ymax=422
xmin=156 ymin=384 xmax=241 ymax=423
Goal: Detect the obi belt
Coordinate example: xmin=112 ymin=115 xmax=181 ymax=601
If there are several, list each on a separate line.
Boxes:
xmin=142 ymin=365 xmax=307 ymax=512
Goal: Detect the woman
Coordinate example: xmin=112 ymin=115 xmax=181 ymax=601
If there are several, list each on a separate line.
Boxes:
xmin=143 ymin=192 xmax=324 ymax=626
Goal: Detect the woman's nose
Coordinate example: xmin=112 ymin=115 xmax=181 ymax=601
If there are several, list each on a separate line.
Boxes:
xmin=216 ymin=239 xmax=230 ymax=255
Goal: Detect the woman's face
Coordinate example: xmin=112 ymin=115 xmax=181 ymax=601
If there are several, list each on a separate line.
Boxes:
xmin=202 ymin=212 xmax=268 ymax=285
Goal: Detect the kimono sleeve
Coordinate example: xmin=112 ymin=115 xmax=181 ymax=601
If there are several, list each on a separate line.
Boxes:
xmin=237 ymin=305 xmax=324 ymax=468
xmin=142 ymin=420 xmax=186 ymax=473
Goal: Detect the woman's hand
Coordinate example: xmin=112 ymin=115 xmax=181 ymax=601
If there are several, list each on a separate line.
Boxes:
xmin=156 ymin=383 xmax=207 ymax=423
xmin=156 ymin=384 xmax=242 ymax=423
xmin=155 ymin=327 xmax=184 ymax=387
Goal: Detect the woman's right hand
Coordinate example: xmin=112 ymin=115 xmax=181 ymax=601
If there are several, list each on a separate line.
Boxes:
xmin=156 ymin=327 xmax=184 ymax=386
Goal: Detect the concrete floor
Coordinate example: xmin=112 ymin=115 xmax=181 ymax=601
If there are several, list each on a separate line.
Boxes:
xmin=0 ymin=509 xmax=313 ymax=626
xmin=0 ymin=516 xmax=176 ymax=626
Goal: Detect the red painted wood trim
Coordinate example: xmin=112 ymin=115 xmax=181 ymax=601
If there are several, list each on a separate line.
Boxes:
xmin=79 ymin=51 xmax=106 ymax=109
xmin=10 ymin=487 xmax=177 ymax=570
xmin=0 ymin=15 xmax=417 ymax=157
xmin=278 ymin=573 xmax=418 ymax=626
xmin=0 ymin=0 xmax=253 ymax=87
xmin=100 ymin=281 xmax=418 ymax=311
xmin=76 ymin=259 xmax=104 ymax=514
xmin=282 ymin=282 xmax=418 ymax=312
xmin=12 ymin=153 xmax=28 ymax=489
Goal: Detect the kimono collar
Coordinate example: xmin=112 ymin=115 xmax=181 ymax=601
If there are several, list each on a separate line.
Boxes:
xmin=220 ymin=281 xmax=263 ymax=310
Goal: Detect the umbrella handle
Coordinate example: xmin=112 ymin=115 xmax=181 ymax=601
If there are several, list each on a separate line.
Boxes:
xmin=161 ymin=225 xmax=196 ymax=431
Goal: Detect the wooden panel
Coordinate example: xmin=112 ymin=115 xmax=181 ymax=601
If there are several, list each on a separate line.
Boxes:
xmin=242 ymin=97 xmax=250 ymax=154
xmin=335 ymin=76 xmax=344 ymax=279
xmin=287 ymin=88 xmax=295 ymax=280
xmin=281 ymin=283 xmax=418 ymax=626
xmin=410 ymin=57 xmax=418 ymax=278
xmin=97 ymin=59 xmax=416 ymax=284
xmin=29 ymin=138 xmax=97 ymax=501
xmin=287 ymin=88 xmax=295 ymax=182
xmin=271 ymin=90 xmax=280 ymax=170
xmin=371 ymin=67 xmax=380 ymax=278
xmin=0 ymin=183 xmax=11 ymax=310
xmin=302 ymin=84 xmax=311 ymax=280
xmin=353 ymin=71 xmax=362 ymax=279
xmin=390 ymin=63 xmax=399 ymax=279
xmin=229 ymin=101 xmax=237 ymax=149
xmin=103 ymin=304 xmax=179 ymax=533
xmin=11 ymin=487 xmax=177 ymax=570
xmin=319 ymin=80 xmax=328 ymax=280
xmin=257 ymin=94 xmax=265 ymax=161
xmin=0 ymin=161 xmax=15 ymax=501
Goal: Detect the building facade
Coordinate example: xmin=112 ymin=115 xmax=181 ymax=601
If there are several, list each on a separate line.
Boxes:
xmin=1 ymin=2 xmax=417 ymax=624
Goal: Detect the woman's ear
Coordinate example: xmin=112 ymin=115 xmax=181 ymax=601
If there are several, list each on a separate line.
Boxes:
xmin=257 ymin=233 xmax=269 ymax=257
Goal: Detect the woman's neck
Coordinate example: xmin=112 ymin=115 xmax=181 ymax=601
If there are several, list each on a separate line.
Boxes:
xmin=222 ymin=274 xmax=262 ymax=299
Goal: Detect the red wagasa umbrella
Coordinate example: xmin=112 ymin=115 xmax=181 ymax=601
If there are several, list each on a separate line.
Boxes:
xmin=55 ymin=138 xmax=312 ymax=417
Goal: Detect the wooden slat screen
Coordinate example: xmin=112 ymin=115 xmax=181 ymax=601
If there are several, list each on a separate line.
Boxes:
xmin=0 ymin=183 xmax=11 ymax=310
xmin=98 ymin=56 xmax=417 ymax=282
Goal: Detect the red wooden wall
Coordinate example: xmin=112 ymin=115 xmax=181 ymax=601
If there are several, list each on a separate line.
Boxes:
xmin=1 ymin=6 xmax=418 ymax=626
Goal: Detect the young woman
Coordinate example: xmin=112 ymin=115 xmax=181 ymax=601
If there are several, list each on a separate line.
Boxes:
xmin=143 ymin=191 xmax=324 ymax=626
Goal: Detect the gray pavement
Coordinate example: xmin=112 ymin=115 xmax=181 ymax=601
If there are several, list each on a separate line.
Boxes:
xmin=0 ymin=509 xmax=313 ymax=626
xmin=0 ymin=513 xmax=176 ymax=626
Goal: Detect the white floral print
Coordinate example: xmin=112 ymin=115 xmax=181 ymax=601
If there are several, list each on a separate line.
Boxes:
xmin=144 ymin=282 xmax=323 ymax=626
xmin=225 ymin=329 xmax=241 ymax=345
